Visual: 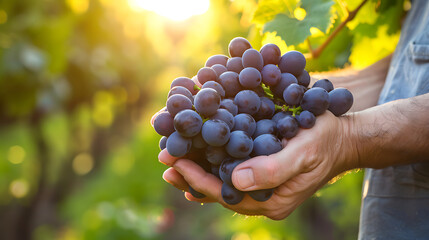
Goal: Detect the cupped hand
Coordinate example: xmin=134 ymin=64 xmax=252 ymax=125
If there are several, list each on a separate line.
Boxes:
xmin=159 ymin=111 xmax=358 ymax=220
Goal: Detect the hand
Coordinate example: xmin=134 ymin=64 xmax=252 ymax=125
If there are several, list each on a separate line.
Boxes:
xmin=159 ymin=111 xmax=358 ymax=220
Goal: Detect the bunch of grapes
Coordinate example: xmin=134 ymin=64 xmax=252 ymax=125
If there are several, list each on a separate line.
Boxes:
xmin=152 ymin=37 xmax=353 ymax=205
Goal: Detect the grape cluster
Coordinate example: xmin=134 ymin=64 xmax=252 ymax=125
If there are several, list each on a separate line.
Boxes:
xmin=152 ymin=37 xmax=353 ymax=205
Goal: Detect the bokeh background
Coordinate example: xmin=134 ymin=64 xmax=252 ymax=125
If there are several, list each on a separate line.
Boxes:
xmin=0 ymin=0 xmax=408 ymax=239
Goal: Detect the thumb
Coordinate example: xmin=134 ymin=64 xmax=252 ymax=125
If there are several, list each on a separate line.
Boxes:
xmin=231 ymin=149 xmax=301 ymax=191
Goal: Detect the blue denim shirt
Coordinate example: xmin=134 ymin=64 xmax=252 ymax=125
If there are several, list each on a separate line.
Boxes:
xmin=358 ymin=0 xmax=429 ymax=239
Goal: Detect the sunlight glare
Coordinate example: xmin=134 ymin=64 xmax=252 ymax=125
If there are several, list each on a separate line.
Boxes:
xmin=129 ymin=0 xmax=210 ymax=21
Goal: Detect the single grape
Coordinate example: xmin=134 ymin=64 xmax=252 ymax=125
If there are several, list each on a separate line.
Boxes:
xmin=283 ymin=83 xmax=305 ymax=106
xmin=211 ymin=108 xmax=235 ymax=129
xmin=297 ymin=69 xmax=310 ymax=87
xmin=242 ymin=48 xmax=264 ymax=71
xmin=226 ymin=130 xmax=253 ymax=158
xmin=272 ymin=111 xmax=292 ymax=123
xmin=253 ymin=119 xmax=277 ymax=138
xmin=253 ymin=97 xmax=275 ymax=120
xmin=219 ymin=158 xmax=247 ymax=186
xmin=239 ymin=67 xmax=262 ymax=89
xmin=189 ymin=186 xmax=206 ymax=199
xmin=171 ymin=77 xmax=198 ymax=95
xmin=261 ymin=64 xmax=282 ymax=86
xmin=201 ymin=119 xmax=231 ymax=146
xmin=192 ymin=132 xmax=208 ymax=149
xmin=205 ymin=54 xmax=228 ymax=67
xmin=278 ymin=51 xmax=306 ymax=77
xmin=220 ymin=99 xmax=238 ymax=116
xmin=234 ymin=90 xmax=261 ymax=115
xmin=253 ymin=134 xmax=282 ymax=156
xmin=232 ymin=113 xmax=256 ymax=136
xmin=313 ymin=79 xmax=334 ymax=92
xmin=173 ymin=109 xmax=203 ymax=137
xmin=166 ymin=94 xmax=193 ymax=116
xmin=211 ymin=164 xmax=221 ymax=178
xmin=211 ymin=64 xmax=228 ymax=78
xmin=296 ymin=110 xmax=316 ymax=129
xmin=301 ymin=87 xmax=329 ymax=116
xmin=226 ymin=57 xmax=244 ymax=74
xmin=248 ymin=189 xmax=274 ymax=202
xmin=260 ymin=43 xmax=281 ymax=65
xmin=206 ymin=146 xmax=227 ymax=165
xmin=328 ymin=88 xmax=354 ymax=116
xmin=228 ymin=37 xmax=252 ymax=57
xmin=271 ymin=73 xmax=298 ymax=98
xmin=159 ymin=136 xmax=167 ymax=150
xmin=277 ymin=116 xmax=299 ymax=139
xmin=252 ymin=85 xmax=266 ymax=97
xmin=197 ymin=67 xmax=217 ymax=85
xmin=219 ymin=71 xmax=242 ymax=98
xmin=168 ymin=86 xmax=193 ymax=103
xmin=194 ymin=88 xmax=221 ymax=117
xmin=221 ymin=183 xmax=245 ymax=205
xmin=202 ymin=81 xmax=226 ymax=98
xmin=166 ymin=131 xmax=192 ymax=157
xmin=153 ymin=111 xmax=175 ymax=136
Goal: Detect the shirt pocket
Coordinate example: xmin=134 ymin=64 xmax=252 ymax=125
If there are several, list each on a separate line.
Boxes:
xmin=408 ymin=31 xmax=429 ymax=62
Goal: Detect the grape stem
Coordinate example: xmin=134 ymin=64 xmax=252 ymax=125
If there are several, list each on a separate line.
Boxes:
xmin=307 ymin=0 xmax=369 ymax=59
xmin=194 ymin=85 xmax=201 ymax=91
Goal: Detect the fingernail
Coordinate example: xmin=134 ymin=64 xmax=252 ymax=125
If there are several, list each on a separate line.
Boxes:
xmin=235 ymin=168 xmax=255 ymax=189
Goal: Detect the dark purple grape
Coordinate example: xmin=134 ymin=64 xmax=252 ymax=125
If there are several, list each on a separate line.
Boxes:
xmin=168 ymin=86 xmax=193 ymax=103
xmin=278 ymin=51 xmax=306 ymax=77
xmin=277 ymin=116 xmax=299 ymax=139
xmin=226 ymin=130 xmax=253 ymax=158
xmin=226 ymin=57 xmax=244 ymax=74
xmin=272 ymin=111 xmax=292 ymax=123
xmin=166 ymin=131 xmax=192 ymax=157
xmin=313 ymin=79 xmax=334 ymax=92
xmin=261 ymin=64 xmax=282 ymax=86
xmin=297 ymin=70 xmax=310 ymax=87
xmin=197 ymin=67 xmax=217 ymax=85
xmin=205 ymin=54 xmax=228 ymax=67
xmin=211 ymin=108 xmax=234 ymax=129
xmin=239 ymin=67 xmax=262 ymax=89
xmin=260 ymin=43 xmax=281 ymax=65
xmin=206 ymin=146 xmax=227 ymax=165
xmin=201 ymin=120 xmax=230 ymax=146
xmin=202 ymin=81 xmax=226 ymax=98
xmin=189 ymin=186 xmax=206 ymax=199
xmin=271 ymin=73 xmax=298 ymax=98
xmin=253 ymin=134 xmax=282 ymax=156
xmin=211 ymin=64 xmax=228 ymax=78
xmin=159 ymin=136 xmax=167 ymax=150
xmin=253 ymin=119 xmax=277 ymax=138
xmin=296 ymin=110 xmax=316 ymax=129
xmin=251 ymin=85 xmax=265 ymax=97
xmin=242 ymin=49 xmax=264 ymax=71
xmin=219 ymin=71 xmax=242 ymax=98
xmin=301 ymin=87 xmax=329 ymax=116
xmin=221 ymin=183 xmax=244 ymax=205
xmin=192 ymin=132 xmax=208 ymax=149
xmin=220 ymin=99 xmax=238 ymax=116
xmin=153 ymin=111 xmax=175 ymax=136
xmin=233 ymin=113 xmax=256 ymax=136
xmin=254 ymin=97 xmax=275 ymax=120
xmin=211 ymin=164 xmax=221 ymax=178
xmin=171 ymin=77 xmax=198 ymax=95
xmin=234 ymin=90 xmax=261 ymax=115
xmin=328 ymin=88 xmax=353 ymax=116
xmin=248 ymin=189 xmax=274 ymax=202
xmin=173 ymin=109 xmax=203 ymax=137
xmin=219 ymin=158 xmax=247 ymax=186
xmin=283 ymin=83 xmax=305 ymax=106
xmin=194 ymin=88 xmax=221 ymax=117
xmin=228 ymin=37 xmax=252 ymax=57
xmin=166 ymin=94 xmax=193 ymax=116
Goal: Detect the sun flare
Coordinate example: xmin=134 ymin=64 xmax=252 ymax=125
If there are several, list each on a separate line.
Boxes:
xmin=129 ymin=0 xmax=210 ymax=21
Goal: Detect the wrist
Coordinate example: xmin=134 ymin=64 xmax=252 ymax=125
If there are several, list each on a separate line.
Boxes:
xmin=339 ymin=113 xmax=362 ymax=171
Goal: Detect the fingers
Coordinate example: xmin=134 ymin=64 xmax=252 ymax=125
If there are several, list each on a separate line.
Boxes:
xmin=158 ymin=149 xmax=180 ymax=166
xmin=232 ymin=149 xmax=303 ymax=191
xmin=162 ymin=168 xmax=188 ymax=191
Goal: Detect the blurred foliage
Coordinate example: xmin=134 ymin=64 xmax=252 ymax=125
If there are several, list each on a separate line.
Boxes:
xmin=0 ymin=0 xmax=408 ymax=239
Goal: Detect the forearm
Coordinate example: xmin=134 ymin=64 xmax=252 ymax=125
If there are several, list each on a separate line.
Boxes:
xmin=348 ymin=93 xmax=429 ymax=169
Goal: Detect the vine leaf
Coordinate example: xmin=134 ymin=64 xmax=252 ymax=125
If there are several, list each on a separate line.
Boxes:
xmin=263 ymin=0 xmax=334 ymax=46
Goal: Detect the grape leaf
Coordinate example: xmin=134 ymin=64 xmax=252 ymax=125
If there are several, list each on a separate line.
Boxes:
xmin=263 ymin=0 xmax=334 ymax=45
xmin=252 ymin=0 xmax=288 ymax=25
